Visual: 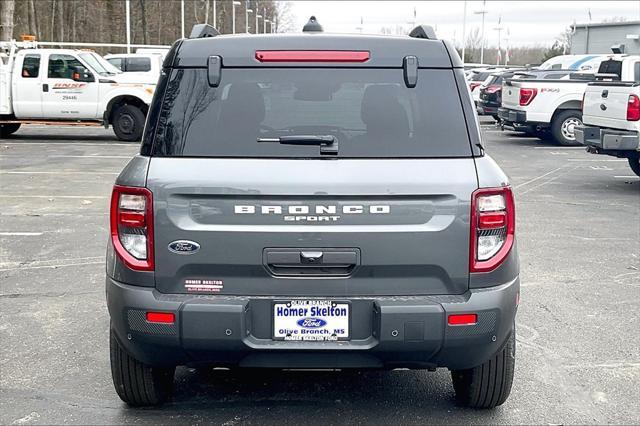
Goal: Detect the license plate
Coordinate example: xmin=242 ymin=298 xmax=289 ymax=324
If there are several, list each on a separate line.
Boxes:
xmin=273 ymin=300 xmax=349 ymax=341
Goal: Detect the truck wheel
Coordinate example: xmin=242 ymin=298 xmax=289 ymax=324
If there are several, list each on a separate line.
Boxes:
xmin=628 ymin=155 xmax=640 ymax=177
xmin=551 ymin=110 xmax=582 ymax=146
xmin=110 ymin=327 xmax=175 ymax=406
xmin=112 ymin=104 xmax=145 ymax=142
xmin=451 ymin=328 xmax=515 ymax=409
xmin=0 ymin=123 xmax=21 ymax=138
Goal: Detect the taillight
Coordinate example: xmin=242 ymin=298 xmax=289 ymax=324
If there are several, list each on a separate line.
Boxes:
xmin=470 ymin=187 xmax=515 ymax=273
xmin=255 ymin=50 xmax=370 ymax=63
xmin=627 ymin=94 xmax=640 ymax=121
xmin=470 ymin=82 xmax=481 ymax=92
xmin=110 ymin=185 xmax=154 ymax=271
xmin=485 ymin=85 xmax=501 ymax=94
xmin=519 ymin=88 xmax=537 ymax=106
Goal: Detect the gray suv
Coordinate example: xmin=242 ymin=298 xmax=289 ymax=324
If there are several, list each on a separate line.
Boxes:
xmin=107 ymin=20 xmax=519 ymax=408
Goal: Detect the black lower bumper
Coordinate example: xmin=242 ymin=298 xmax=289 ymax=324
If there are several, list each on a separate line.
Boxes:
xmin=107 ymin=277 xmax=519 ymax=370
xmin=478 ymin=101 xmax=499 ymax=115
xmin=498 ymin=107 xmax=527 ymax=124
xmin=575 ymin=125 xmax=640 ymax=152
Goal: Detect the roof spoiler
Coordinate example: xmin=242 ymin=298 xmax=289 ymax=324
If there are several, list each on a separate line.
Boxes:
xmin=408 ymin=25 xmax=437 ymax=40
xmin=189 ymin=23 xmax=220 ymax=39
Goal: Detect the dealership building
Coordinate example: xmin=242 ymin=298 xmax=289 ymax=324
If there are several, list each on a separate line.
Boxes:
xmin=571 ymin=20 xmax=640 ymax=54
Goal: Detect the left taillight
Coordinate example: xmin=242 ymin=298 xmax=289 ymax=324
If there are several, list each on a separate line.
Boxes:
xmin=470 ymin=186 xmax=515 ymax=273
xmin=519 ymin=88 xmax=537 ymax=106
xmin=110 ymin=185 xmax=154 ymax=271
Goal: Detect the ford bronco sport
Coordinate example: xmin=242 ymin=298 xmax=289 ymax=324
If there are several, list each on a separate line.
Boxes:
xmin=107 ymin=19 xmax=520 ymax=408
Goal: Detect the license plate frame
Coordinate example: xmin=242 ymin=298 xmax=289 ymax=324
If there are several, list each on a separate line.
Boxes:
xmin=272 ymin=300 xmax=350 ymax=342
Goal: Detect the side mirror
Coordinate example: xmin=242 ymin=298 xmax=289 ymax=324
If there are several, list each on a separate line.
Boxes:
xmin=72 ymin=66 xmax=94 ymax=82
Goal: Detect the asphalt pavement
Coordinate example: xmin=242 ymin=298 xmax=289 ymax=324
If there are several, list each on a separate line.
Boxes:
xmin=1 ymin=121 xmax=638 ymax=424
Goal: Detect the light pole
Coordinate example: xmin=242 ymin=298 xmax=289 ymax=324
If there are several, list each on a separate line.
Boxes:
xmin=125 ymin=0 xmax=131 ymax=53
xmin=246 ymin=7 xmax=253 ymax=33
xmin=256 ymin=13 xmax=262 ymax=34
xmin=461 ymin=0 xmax=467 ymax=63
xmin=213 ymin=0 xmax=216 ymax=28
xmin=493 ymin=16 xmax=503 ymax=65
xmin=474 ymin=0 xmax=488 ymax=64
xmin=272 ymin=15 xmax=276 ymax=33
xmin=232 ymin=1 xmax=241 ymax=34
xmin=263 ymin=8 xmax=267 ymax=34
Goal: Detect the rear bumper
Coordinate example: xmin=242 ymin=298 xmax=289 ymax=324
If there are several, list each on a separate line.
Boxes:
xmin=107 ymin=277 xmax=519 ymax=370
xmin=478 ymin=101 xmax=499 ymax=115
xmin=575 ymin=125 xmax=640 ymax=152
xmin=497 ymin=107 xmax=527 ymax=124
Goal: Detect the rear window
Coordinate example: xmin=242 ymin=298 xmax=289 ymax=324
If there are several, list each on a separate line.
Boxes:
xmin=471 ymin=72 xmax=490 ymax=81
xmin=125 ymin=57 xmax=151 ymax=72
xmin=151 ymin=68 xmax=471 ymax=158
xmin=598 ymin=60 xmax=622 ymax=78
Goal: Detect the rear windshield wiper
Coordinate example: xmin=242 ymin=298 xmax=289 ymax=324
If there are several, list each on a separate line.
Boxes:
xmin=257 ymin=135 xmax=338 ymax=155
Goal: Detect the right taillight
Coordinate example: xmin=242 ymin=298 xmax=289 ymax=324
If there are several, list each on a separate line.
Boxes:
xmin=627 ymin=94 xmax=640 ymax=121
xmin=519 ymin=88 xmax=537 ymax=106
xmin=470 ymin=186 xmax=515 ymax=273
xmin=110 ymin=185 xmax=154 ymax=271
xmin=470 ymin=82 xmax=481 ymax=92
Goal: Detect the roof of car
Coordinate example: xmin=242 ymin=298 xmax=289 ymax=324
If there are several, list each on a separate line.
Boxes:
xmin=166 ymin=33 xmax=462 ymax=69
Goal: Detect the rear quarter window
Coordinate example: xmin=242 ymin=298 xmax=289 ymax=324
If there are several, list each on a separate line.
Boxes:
xmin=151 ymin=68 xmax=472 ymax=158
xmin=125 ymin=57 xmax=151 ymax=72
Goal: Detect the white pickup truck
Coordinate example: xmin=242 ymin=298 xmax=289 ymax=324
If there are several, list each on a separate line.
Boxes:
xmin=498 ymin=55 xmax=640 ymax=146
xmin=0 ymin=43 xmax=156 ymax=141
xmin=575 ymin=78 xmax=640 ymax=177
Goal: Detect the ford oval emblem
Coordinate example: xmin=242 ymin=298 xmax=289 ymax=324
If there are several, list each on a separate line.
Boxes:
xmin=297 ymin=318 xmax=327 ymax=328
xmin=168 ymin=240 xmax=200 ymax=254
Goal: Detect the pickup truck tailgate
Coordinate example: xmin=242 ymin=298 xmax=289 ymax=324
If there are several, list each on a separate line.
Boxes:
xmin=583 ymin=83 xmax=639 ymax=132
xmin=501 ymin=82 xmax=520 ymax=109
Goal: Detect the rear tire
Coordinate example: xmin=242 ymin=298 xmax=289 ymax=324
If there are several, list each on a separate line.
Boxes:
xmin=628 ymin=155 xmax=640 ymax=177
xmin=0 ymin=123 xmax=21 ymax=138
xmin=112 ymin=104 xmax=145 ymax=142
xmin=551 ymin=110 xmax=582 ymax=146
xmin=451 ymin=328 xmax=516 ymax=409
xmin=110 ymin=328 xmax=175 ymax=406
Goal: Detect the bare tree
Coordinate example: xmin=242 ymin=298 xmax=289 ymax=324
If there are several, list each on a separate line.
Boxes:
xmin=0 ymin=0 xmax=14 ymax=40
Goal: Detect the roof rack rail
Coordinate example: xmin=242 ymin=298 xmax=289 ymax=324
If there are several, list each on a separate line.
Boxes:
xmin=189 ymin=24 xmax=220 ymax=39
xmin=408 ymin=25 xmax=437 ymax=40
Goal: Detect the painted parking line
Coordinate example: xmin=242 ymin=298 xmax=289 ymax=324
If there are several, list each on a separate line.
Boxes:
xmin=514 ymin=166 xmax=566 ymax=189
xmin=0 ymin=232 xmax=43 ymax=236
xmin=614 ymin=176 xmax=640 ymax=179
xmin=534 ymin=146 xmax=585 ymax=150
xmin=567 ymin=159 xmax=626 ymax=162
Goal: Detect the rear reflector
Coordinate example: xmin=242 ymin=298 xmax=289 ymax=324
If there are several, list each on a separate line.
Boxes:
xmin=448 ymin=313 xmax=478 ymax=326
xmin=255 ymin=50 xmax=370 ymax=63
xmin=478 ymin=211 xmax=507 ymax=229
xmin=146 ymin=312 xmax=175 ymax=324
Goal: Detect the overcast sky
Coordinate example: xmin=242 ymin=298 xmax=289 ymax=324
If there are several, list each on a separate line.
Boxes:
xmin=289 ymin=1 xmax=640 ymax=47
